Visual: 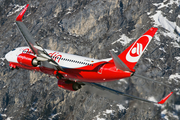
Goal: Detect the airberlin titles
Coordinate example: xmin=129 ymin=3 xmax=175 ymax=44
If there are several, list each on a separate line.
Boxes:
xmin=22 ymin=48 xmax=62 ymax=62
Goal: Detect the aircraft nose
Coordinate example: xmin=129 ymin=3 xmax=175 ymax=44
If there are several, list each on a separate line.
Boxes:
xmin=5 ymin=51 xmax=13 ymax=61
xmin=5 ymin=49 xmax=19 ymax=63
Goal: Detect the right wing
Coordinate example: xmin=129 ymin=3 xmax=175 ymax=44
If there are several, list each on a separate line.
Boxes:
xmin=16 ymin=4 xmax=63 ymax=71
xmin=85 ymin=82 xmax=173 ymax=104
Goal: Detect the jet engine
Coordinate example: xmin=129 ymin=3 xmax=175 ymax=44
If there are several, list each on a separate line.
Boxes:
xmin=17 ymin=53 xmax=40 ymax=67
xmin=58 ymin=79 xmax=81 ymax=91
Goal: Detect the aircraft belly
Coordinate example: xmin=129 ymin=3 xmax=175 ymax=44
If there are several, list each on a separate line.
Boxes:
xmin=8 ymin=62 xmax=41 ymax=71
xmin=63 ymin=69 xmax=132 ymax=82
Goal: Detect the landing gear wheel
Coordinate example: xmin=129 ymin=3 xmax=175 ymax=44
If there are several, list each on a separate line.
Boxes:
xmin=72 ymin=83 xmax=81 ymax=91
xmin=10 ymin=67 xmax=14 ymax=70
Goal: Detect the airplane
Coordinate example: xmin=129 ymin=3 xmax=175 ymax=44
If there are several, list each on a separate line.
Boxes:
xmin=5 ymin=4 xmax=173 ymax=104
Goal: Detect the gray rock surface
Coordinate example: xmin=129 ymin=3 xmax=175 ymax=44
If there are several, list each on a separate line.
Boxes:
xmin=0 ymin=0 xmax=180 ymax=119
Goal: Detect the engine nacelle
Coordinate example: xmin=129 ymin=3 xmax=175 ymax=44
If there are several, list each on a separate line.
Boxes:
xmin=17 ymin=53 xmax=40 ymax=67
xmin=58 ymin=79 xmax=81 ymax=91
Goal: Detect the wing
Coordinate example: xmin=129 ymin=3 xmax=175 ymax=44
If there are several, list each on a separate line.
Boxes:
xmin=85 ymin=82 xmax=173 ymax=104
xmin=16 ymin=4 xmax=63 ymax=71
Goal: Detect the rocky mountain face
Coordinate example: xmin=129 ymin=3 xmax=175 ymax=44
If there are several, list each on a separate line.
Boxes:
xmin=0 ymin=0 xmax=180 ymax=119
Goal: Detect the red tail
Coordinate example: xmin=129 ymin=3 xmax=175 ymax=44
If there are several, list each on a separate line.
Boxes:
xmin=116 ymin=27 xmax=158 ymax=70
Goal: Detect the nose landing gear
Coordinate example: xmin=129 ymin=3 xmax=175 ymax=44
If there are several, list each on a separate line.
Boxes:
xmin=9 ymin=63 xmax=18 ymax=70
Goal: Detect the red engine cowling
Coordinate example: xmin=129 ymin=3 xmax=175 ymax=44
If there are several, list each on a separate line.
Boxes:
xmin=17 ymin=53 xmax=40 ymax=67
xmin=58 ymin=79 xmax=81 ymax=91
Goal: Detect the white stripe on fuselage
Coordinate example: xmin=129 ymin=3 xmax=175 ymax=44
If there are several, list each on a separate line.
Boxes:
xmin=7 ymin=47 xmax=111 ymax=69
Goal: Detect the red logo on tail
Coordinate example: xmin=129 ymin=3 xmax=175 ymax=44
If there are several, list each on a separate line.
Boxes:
xmin=126 ymin=35 xmax=152 ymax=62
xmin=130 ymin=43 xmax=143 ymax=57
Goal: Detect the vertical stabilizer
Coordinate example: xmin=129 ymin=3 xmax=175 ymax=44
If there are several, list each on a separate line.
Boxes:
xmin=116 ymin=27 xmax=158 ymax=70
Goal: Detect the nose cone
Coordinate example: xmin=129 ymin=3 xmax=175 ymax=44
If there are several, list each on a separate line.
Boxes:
xmin=5 ymin=51 xmax=12 ymax=61
xmin=5 ymin=50 xmax=18 ymax=63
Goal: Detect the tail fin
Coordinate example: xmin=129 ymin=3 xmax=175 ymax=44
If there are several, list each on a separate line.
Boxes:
xmin=114 ymin=27 xmax=158 ymax=71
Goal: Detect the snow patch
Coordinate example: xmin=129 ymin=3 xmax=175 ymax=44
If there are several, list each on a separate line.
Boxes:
xmin=175 ymin=105 xmax=180 ymax=111
xmin=6 ymin=117 xmax=14 ymax=120
xmin=0 ymin=57 xmax=6 ymax=66
xmin=7 ymin=4 xmax=26 ymax=17
xmin=66 ymin=11 xmax=72 ymax=15
xmin=0 ymin=58 xmax=5 ymax=61
xmin=148 ymin=96 xmax=157 ymax=102
xmin=169 ymin=73 xmax=180 ymax=80
xmin=0 ymin=114 xmax=13 ymax=120
xmin=175 ymin=56 xmax=180 ymax=62
xmin=96 ymin=118 xmax=105 ymax=120
xmin=148 ymin=10 xmax=180 ymax=39
xmin=174 ymin=88 xmax=180 ymax=95
xmin=117 ymin=104 xmax=126 ymax=111
xmin=111 ymin=49 xmax=118 ymax=53
xmin=154 ymin=34 xmax=161 ymax=42
xmin=145 ymin=58 xmax=153 ymax=64
xmin=93 ymin=109 xmax=115 ymax=120
xmin=49 ymin=113 xmax=61 ymax=120
xmin=1 ymin=114 xmax=7 ymax=117
xmin=65 ymin=7 xmax=73 ymax=15
xmin=118 ymin=79 xmax=128 ymax=84
xmin=104 ymin=109 xmax=114 ymax=115
xmin=161 ymin=109 xmax=169 ymax=120
xmin=112 ymin=34 xmax=132 ymax=46
xmin=169 ymin=9 xmax=173 ymax=14
xmin=171 ymin=42 xmax=180 ymax=48
xmin=161 ymin=109 xmax=179 ymax=120
xmin=160 ymin=57 xmax=164 ymax=62
xmin=153 ymin=0 xmax=179 ymax=9
xmin=159 ymin=47 xmax=166 ymax=52
xmin=169 ymin=73 xmax=180 ymax=85
xmin=29 ymin=107 xmax=38 ymax=112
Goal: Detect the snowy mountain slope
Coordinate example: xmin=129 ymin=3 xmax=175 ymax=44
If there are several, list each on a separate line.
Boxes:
xmin=0 ymin=0 xmax=180 ymax=120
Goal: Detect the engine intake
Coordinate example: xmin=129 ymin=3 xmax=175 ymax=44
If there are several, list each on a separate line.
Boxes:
xmin=17 ymin=53 xmax=40 ymax=67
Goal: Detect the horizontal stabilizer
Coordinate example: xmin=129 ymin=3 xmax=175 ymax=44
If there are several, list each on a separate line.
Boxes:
xmin=110 ymin=50 xmax=131 ymax=71
xmin=133 ymin=74 xmax=172 ymax=88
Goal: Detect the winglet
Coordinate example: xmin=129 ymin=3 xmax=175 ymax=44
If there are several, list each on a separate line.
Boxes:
xmin=16 ymin=4 xmax=29 ymax=21
xmin=158 ymin=92 xmax=173 ymax=104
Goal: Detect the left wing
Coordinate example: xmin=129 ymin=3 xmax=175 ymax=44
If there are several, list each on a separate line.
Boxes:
xmin=16 ymin=4 xmax=63 ymax=71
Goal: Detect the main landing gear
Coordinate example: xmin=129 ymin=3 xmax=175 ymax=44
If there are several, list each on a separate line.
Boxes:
xmin=72 ymin=82 xmax=82 ymax=90
xmin=56 ymin=72 xmax=82 ymax=91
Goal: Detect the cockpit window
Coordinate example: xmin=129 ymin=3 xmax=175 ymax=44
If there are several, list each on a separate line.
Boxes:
xmin=12 ymin=48 xmax=16 ymax=51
